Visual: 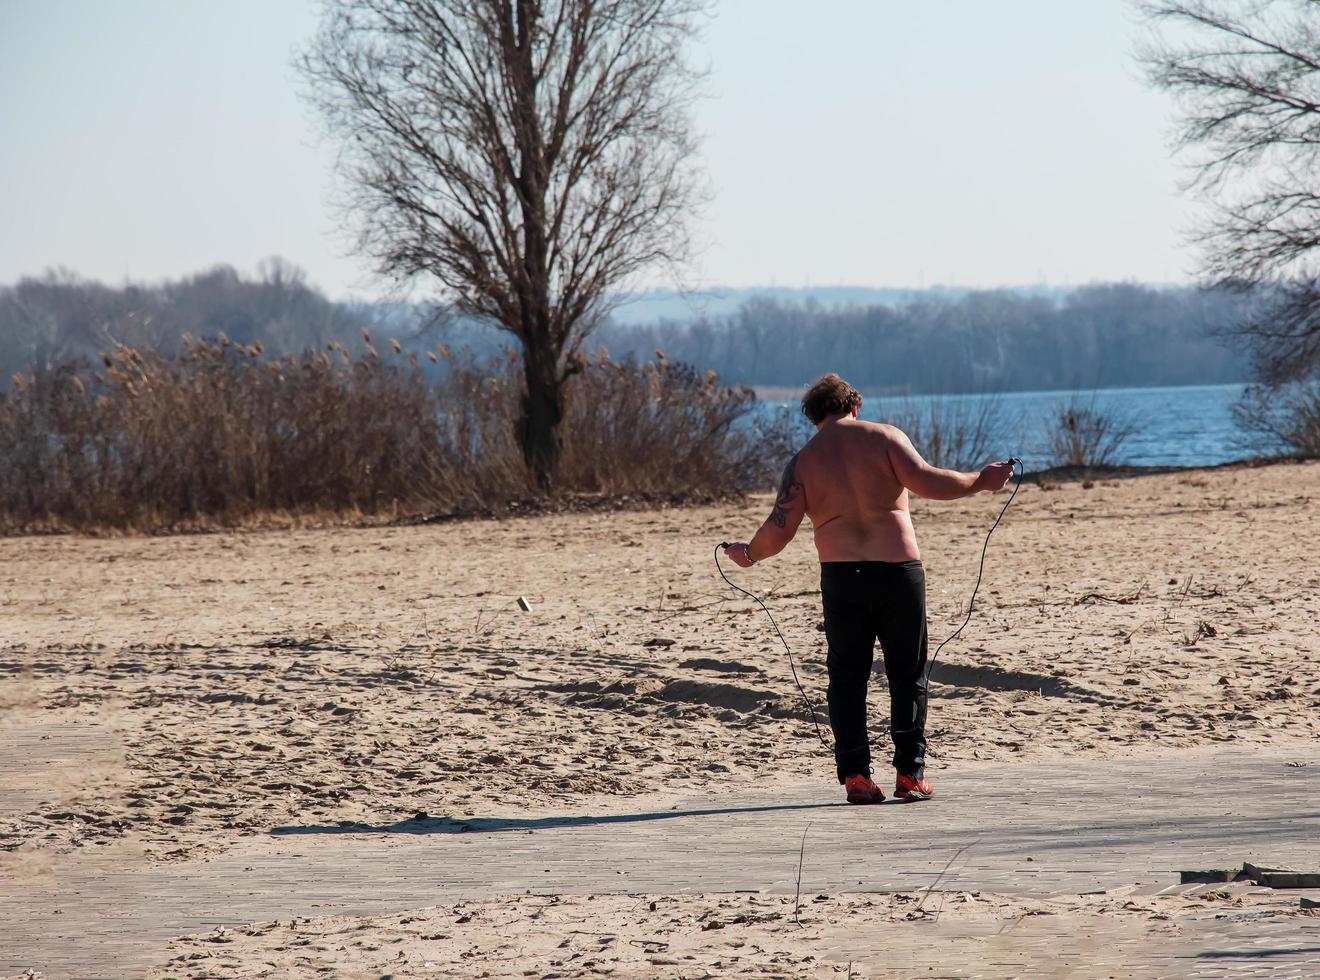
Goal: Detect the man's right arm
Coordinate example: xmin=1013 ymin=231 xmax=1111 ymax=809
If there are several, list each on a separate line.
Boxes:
xmin=883 ymin=426 xmax=1012 ymax=500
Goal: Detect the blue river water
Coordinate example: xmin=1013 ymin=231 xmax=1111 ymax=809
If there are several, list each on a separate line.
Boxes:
xmin=763 ymin=383 xmax=1272 ymax=469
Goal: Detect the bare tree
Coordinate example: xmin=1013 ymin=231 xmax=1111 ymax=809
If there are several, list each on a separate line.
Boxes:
xmin=1140 ymin=0 xmax=1320 ymax=387
xmin=299 ymin=0 xmax=707 ymax=489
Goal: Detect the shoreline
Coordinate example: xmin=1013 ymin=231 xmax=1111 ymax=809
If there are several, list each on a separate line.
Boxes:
xmin=754 ymin=379 xmax=1253 ymax=402
xmin=1 ymin=454 xmax=1314 ymax=540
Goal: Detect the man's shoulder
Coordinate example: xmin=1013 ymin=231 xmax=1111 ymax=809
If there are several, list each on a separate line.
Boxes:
xmin=854 ymin=419 xmax=903 ymax=442
xmin=799 ymin=420 xmax=899 ymax=463
xmin=869 ymin=420 xmax=913 ymax=443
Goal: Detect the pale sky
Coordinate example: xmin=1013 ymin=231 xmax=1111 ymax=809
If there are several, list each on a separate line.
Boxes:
xmin=0 ymin=1 xmax=1196 ymax=300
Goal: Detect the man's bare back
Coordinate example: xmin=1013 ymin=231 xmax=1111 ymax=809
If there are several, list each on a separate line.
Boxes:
xmin=792 ymin=418 xmax=922 ymax=562
xmin=731 ymin=414 xmax=1014 ymax=567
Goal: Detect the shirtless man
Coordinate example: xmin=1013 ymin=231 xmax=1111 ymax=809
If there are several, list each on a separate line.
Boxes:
xmin=723 ymin=374 xmax=1015 ymax=805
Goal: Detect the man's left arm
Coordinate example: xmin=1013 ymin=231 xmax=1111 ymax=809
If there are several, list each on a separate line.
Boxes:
xmin=725 ymin=454 xmax=806 ymax=568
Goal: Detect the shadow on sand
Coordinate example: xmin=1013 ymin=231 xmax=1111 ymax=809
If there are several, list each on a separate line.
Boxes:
xmin=269 ymin=798 xmax=922 ymax=838
xmin=1197 ymin=948 xmax=1320 ymax=960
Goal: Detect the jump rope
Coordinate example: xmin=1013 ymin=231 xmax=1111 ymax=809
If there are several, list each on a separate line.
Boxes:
xmin=715 ymin=457 xmax=1023 ymax=752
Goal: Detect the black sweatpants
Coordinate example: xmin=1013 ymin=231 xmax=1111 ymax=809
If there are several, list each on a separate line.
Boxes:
xmin=820 ymin=560 xmax=928 ymax=784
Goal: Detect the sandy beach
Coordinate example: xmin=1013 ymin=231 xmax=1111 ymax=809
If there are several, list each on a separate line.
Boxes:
xmin=143 ymin=885 xmax=1320 ymax=978
xmin=3 ymin=460 xmax=1319 ymax=975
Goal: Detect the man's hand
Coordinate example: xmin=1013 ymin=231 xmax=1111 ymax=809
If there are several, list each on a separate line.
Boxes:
xmin=975 ymin=460 xmax=1016 ymax=493
xmin=723 ymin=542 xmax=756 ymax=568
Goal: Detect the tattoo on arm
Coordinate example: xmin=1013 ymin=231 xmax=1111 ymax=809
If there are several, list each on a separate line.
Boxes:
xmin=769 ymin=454 xmax=803 ymax=528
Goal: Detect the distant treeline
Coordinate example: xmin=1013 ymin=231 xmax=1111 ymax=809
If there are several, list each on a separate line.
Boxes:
xmin=1 ymin=264 xmax=1251 ymax=393
xmin=0 ymin=261 xmax=374 ymax=383
xmin=595 ymin=285 xmax=1252 ymax=394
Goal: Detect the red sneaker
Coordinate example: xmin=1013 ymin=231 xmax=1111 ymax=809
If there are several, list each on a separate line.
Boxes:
xmin=895 ymin=773 xmax=934 ymax=800
xmin=844 ymin=774 xmax=886 ymax=805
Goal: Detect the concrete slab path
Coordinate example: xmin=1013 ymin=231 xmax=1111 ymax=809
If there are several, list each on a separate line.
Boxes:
xmin=2 ymin=726 xmax=1318 ymax=978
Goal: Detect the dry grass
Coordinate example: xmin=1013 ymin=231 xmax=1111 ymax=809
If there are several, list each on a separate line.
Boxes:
xmin=1047 ymin=397 xmax=1138 ymax=467
xmin=0 ymin=338 xmax=780 ymax=532
xmin=876 ymin=394 xmax=1010 ymax=471
xmin=1234 ymin=381 xmax=1320 ymax=458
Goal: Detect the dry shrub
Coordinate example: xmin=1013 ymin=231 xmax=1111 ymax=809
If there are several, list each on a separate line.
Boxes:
xmin=1233 ymin=381 xmax=1320 ymax=458
xmin=1047 ymin=397 xmax=1137 ymax=468
xmin=0 ymin=341 xmax=773 ymax=532
xmin=877 ymin=394 xmax=1011 ymax=471
xmin=559 ymin=351 xmax=769 ymax=495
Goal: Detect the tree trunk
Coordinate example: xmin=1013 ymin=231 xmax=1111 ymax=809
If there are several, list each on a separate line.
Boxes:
xmin=519 ymin=342 xmax=565 ymax=492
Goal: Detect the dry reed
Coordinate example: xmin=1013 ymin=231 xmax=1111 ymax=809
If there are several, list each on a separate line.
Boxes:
xmin=0 ymin=340 xmax=779 ymax=532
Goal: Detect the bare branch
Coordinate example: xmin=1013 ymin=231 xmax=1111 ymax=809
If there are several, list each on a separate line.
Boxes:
xmin=1141 ymin=0 xmax=1320 ymax=385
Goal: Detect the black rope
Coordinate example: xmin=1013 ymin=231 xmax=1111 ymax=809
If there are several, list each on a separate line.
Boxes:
xmin=714 ymin=456 xmax=1024 ymax=753
xmin=714 ymin=544 xmax=831 ymax=748
xmin=926 ymin=457 xmax=1023 ymax=682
